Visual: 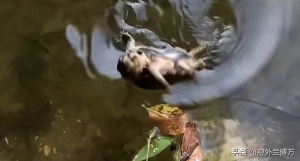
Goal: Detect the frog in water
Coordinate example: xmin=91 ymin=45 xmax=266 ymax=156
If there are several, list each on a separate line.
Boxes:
xmin=117 ymin=31 xmax=219 ymax=89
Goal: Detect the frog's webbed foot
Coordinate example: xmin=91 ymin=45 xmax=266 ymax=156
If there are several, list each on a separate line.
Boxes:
xmin=119 ymin=31 xmax=136 ymax=50
xmin=189 ymin=40 xmax=219 ymax=59
xmin=201 ymin=55 xmax=219 ymax=70
xmin=196 ymin=45 xmax=221 ymax=70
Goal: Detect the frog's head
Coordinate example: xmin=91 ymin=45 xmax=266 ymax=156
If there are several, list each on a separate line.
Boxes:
xmin=117 ymin=50 xmax=146 ymax=76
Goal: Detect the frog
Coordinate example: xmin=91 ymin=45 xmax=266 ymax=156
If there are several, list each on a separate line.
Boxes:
xmin=117 ymin=31 xmax=219 ymax=90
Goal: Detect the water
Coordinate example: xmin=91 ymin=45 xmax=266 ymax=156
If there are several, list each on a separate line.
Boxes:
xmin=1 ymin=0 xmax=300 ymax=161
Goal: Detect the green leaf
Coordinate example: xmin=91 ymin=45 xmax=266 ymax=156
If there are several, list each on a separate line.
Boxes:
xmin=133 ymin=138 xmax=172 ymax=161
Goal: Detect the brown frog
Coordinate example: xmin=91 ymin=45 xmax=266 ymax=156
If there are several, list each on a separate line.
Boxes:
xmin=117 ymin=31 xmax=218 ymax=89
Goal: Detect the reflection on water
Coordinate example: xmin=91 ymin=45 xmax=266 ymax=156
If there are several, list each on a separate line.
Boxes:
xmin=1 ymin=0 xmax=300 ymax=161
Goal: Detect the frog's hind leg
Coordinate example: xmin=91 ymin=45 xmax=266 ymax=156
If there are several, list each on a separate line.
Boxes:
xmin=189 ymin=42 xmax=220 ymax=70
xmin=187 ymin=56 xmax=217 ymax=70
xmin=201 ymin=56 xmax=219 ymax=70
xmin=187 ymin=46 xmax=206 ymax=59
xmin=188 ymin=59 xmax=207 ymax=71
xmin=189 ymin=40 xmax=220 ymax=57
xmin=203 ymin=47 xmax=221 ymax=69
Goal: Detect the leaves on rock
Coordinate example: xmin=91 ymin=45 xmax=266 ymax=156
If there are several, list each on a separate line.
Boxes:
xmin=147 ymin=104 xmax=183 ymax=118
xmin=141 ymin=104 xmax=203 ymax=160
xmin=145 ymin=104 xmax=189 ymax=135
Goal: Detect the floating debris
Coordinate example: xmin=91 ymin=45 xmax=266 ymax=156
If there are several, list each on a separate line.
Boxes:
xmin=4 ymin=137 xmax=9 ymax=145
xmin=97 ymin=130 xmax=101 ymax=137
xmin=43 ymin=145 xmax=51 ymax=156
xmin=57 ymin=109 xmax=63 ymax=114
xmin=53 ymin=147 xmax=57 ymax=154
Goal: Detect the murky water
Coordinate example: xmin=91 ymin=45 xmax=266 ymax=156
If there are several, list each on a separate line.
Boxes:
xmin=1 ymin=0 xmax=300 ymax=161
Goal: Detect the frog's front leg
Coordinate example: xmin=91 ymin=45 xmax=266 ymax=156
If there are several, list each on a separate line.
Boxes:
xmin=148 ymin=66 xmax=171 ymax=89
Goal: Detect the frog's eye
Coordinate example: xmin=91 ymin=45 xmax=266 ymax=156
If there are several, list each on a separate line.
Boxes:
xmin=137 ymin=50 xmax=143 ymax=55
